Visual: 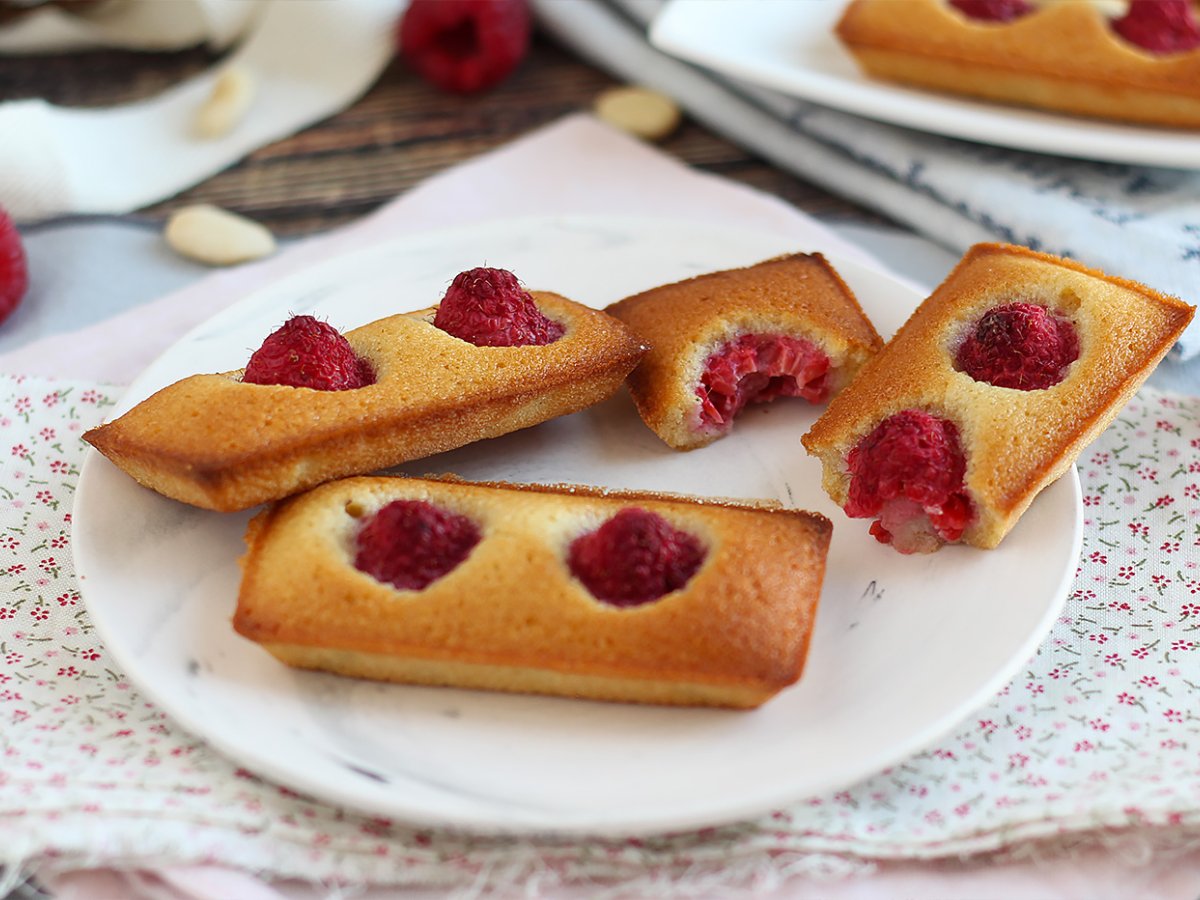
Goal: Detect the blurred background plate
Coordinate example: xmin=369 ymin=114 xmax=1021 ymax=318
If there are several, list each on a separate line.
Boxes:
xmin=651 ymin=0 xmax=1200 ymax=169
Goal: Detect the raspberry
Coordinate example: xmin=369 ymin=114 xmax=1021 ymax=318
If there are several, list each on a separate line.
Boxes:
xmin=243 ymin=315 xmax=374 ymax=391
xmin=568 ymin=508 xmax=706 ymax=607
xmin=398 ymin=0 xmax=531 ymax=94
xmin=955 ymin=302 xmax=1078 ymax=391
xmin=354 ymin=499 xmax=481 ymax=591
xmin=949 ymin=0 xmax=1033 ymax=22
xmin=845 ymin=410 xmax=973 ymax=553
xmin=433 ymin=267 xmax=564 ymax=347
xmin=1112 ymin=0 xmax=1200 ymax=53
xmin=0 ymin=206 xmax=29 ymax=327
xmin=697 ymin=334 xmax=831 ymax=428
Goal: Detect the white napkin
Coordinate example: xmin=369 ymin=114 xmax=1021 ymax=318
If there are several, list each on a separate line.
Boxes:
xmin=533 ymin=0 xmax=1200 ymax=357
xmin=0 ymin=0 xmax=403 ymax=221
xmin=0 ymin=0 xmax=258 ymax=53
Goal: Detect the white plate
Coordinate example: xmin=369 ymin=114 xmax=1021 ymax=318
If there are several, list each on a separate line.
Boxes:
xmin=72 ymin=215 xmax=1082 ymax=836
xmin=650 ymin=0 xmax=1200 ymax=170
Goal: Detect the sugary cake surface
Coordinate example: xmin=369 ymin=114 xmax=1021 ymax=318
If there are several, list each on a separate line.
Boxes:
xmin=234 ymin=476 xmax=833 ymax=709
xmin=836 ymin=0 xmax=1200 ymax=127
xmin=606 ymin=253 xmax=883 ymax=450
xmin=802 ymin=242 xmax=1195 ymax=549
xmin=83 ymin=293 xmax=646 ymax=511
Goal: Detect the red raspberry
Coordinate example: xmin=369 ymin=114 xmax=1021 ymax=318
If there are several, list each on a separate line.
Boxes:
xmin=433 ymin=267 xmax=564 ymax=347
xmin=568 ymin=508 xmax=706 ymax=607
xmin=949 ymin=0 xmax=1033 ymax=22
xmin=955 ymin=302 xmax=1078 ymax=391
xmin=697 ymin=334 xmax=831 ymax=428
xmin=398 ymin=0 xmax=531 ymax=94
xmin=845 ymin=410 xmax=973 ymax=553
xmin=354 ymin=499 xmax=481 ymax=591
xmin=0 ymin=207 xmax=29 ymax=327
xmin=243 ymin=315 xmax=374 ymax=391
xmin=1112 ymin=0 xmax=1200 ymax=53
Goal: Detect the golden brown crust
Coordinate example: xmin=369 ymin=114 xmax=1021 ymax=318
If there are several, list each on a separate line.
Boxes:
xmin=802 ymin=242 xmax=1195 ymax=549
xmin=234 ymin=476 xmax=833 ymax=709
xmin=83 ymin=293 xmax=647 ymax=511
xmin=836 ymin=0 xmax=1200 ymax=127
xmin=606 ymin=254 xmax=883 ymax=451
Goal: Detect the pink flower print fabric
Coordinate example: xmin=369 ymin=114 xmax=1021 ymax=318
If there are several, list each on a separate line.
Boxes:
xmin=790 ymin=387 xmax=1200 ymax=855
xmin=2 ymin=372 xmax=1199 ymax=887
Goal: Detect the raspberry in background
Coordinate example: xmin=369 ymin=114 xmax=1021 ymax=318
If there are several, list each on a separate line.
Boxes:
xmin=355 ymin=500 xmax=481 ymax=591
xmin=0 ymin=206 xmax=29 ymax=327
xmin=1112 ymin=0 xmax=1200 ymax=53
xmin=434 ymin=267 xmax=565 ymax=346
xmin=568 ymin=507 xmax=706 ymax=607
xmin=955 ymin=302 xmax=1078 ymax=391
xmin=243 ymin=315 xmax=375 ymax=391
xmin=398 ymin=0 xmax=531 ymax=94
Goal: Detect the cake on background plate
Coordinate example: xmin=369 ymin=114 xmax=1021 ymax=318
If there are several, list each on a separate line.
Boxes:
xmin=836 ymin=0 xmax=1200 ymax=127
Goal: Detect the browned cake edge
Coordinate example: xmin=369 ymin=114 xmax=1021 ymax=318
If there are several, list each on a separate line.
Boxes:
xmin=258 ymin=645 xmax=779 ymax=709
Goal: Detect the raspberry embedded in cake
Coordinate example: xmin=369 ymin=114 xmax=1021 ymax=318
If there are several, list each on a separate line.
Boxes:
xmin=845 ymin=409 xmax=973 ymax=554
xmin=696 ymin=334 xmax=831 ymax=432
xmin=354 ymin=499 xmax=481 ymax=591
xmin=568 ymin=507 xmax=706 ymax=607
xmin=243 ymin=315 xmax=375 ymax=391
xmin=948 ymin=0 xmax=1033 ymax=22
xmin=397 ymin=0 xmax=532 ymax=94
xmin=433 ymin=266 xmax=565 ymax=347
xmin=1112 ymin=0 xmax=1200 ymax=54
xmin=955 ymin=302 xmax=1079 ymax=390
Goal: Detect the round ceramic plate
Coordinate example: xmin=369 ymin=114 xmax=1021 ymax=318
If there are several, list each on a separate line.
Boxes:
xmin=650 ymin=0 xmax=1200 ymax=169
xmin=72 ymin=215 xmax=1082 ymax=836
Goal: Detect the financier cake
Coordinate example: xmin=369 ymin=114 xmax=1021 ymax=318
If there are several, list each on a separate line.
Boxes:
xmin=802 ymin=243 xmax=1194 ymax=554
xmin=84 ymin=268 xmax=646 ymax=512
xmin=835 ymin=0 xmax=1200 ymax=128
xmin=606 ymin=253 xmax=883 ymax=451
xmin=233 ymin=476 xmax=833 ymax=709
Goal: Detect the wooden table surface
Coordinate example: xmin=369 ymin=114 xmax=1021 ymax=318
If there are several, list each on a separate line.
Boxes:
xmin=0 ymin=27 xmax=886 ymax=236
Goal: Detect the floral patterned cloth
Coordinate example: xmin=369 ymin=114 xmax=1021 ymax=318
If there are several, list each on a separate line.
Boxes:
xmin=2 ymin=371 xmax=1199 ymax=889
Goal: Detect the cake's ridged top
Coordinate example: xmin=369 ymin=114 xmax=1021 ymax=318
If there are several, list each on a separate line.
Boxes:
xmin=608 ymin=253 xmax=881 ymax=361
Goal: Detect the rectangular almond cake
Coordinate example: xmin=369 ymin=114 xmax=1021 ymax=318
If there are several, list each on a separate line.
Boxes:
xmin=234 ymin=476 xmax=833 ymax=709
xmin=836 ymin=0 xmax=1200 ymax=127
xmin=802 ymin=243 xmax=1194 ymax=553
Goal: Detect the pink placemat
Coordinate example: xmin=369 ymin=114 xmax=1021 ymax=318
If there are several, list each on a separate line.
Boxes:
xmin=2 ymin=372 xmax=1198 ymax=896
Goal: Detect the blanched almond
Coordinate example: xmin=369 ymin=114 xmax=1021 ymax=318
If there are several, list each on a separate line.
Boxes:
xmin=194 ymin=65 xmax=256 ymax=139
xmin=164 ymin=204 xmax=276 ymax=267
xmin=594 ymin=86 xmax=682 ymax=141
